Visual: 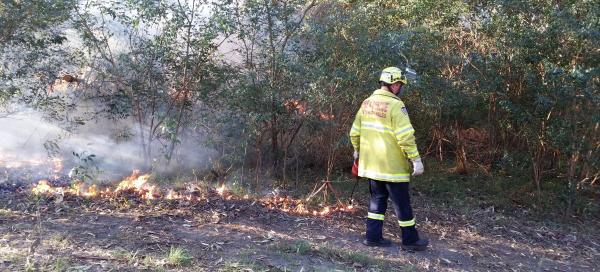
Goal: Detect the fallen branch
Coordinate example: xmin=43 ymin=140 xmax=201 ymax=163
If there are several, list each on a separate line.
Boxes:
xmin=72 ymin=254 xmax=129 ymax=263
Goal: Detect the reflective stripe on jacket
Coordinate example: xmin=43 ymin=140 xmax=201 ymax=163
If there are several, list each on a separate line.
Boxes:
xmin=349 ymin=89 xmax=420 ymax=182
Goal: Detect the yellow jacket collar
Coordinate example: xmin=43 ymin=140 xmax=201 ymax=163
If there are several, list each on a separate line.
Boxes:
xmin=372 ymin=89 xmax=400 ymax=100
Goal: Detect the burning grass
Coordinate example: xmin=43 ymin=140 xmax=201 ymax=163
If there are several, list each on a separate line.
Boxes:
xmin=28 ymin=170 xmax=356 ymax=217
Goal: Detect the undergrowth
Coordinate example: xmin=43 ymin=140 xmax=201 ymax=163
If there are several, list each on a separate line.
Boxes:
xmin=412 ymin=160 xmax=600 ymax=223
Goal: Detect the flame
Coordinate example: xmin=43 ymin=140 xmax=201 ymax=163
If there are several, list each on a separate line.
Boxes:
xmin=27 ymin=169 xmax=357 ymax=218
xmin=113 ymin=170 xmax=157 ymax=200
xmin=71 ymin=182 xmax=83 ymax=195
xmin=83 ymin=184 xmax=99 ymax=197
xmin=216 ymin=184 xmax=227 ymax=196
xmin=166 ymin=189 xmax=181 ymax=200
xmin=296 ymin=203 xmax=308 ymax=214
xmin=284 ymin=99 xmax=307 ymax=115
xmin=261 ymin=193 xmax=355 ymax=217
xmin=143 ymin=185 xmax=157 ymax=200
xmin=319 ymin=113 xmax=335 ymax=121
xmin=319 ymin=206 xmax=330 ymax=216
xmin=32 ymin=180 xmax=54 ymax=195
xmin=116 ymin=170 xmax=151 ymax=192
xmin=31 ymin=170 xmax=155 ymax=199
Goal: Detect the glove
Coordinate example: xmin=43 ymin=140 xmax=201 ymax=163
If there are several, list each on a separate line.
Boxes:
xmin=411 ymin=158 xmax=424 ymax=176
xmin=353 ymin=151 xmax=359 ymax=160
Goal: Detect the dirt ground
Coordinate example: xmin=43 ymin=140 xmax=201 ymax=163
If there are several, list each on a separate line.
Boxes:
xmin=1 ymin=184 xmax=598 ymax=272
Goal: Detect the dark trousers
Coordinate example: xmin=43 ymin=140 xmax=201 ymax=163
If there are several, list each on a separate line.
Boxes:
xmin=366 ymin=179 xmax=420 ymax=244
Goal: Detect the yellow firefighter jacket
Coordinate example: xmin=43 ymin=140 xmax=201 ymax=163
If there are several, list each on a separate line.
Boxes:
xmin=349 ymin=89 xmax=420 ymax=182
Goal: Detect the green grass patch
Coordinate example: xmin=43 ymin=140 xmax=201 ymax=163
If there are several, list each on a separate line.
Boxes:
xmin=275 ymin=159 xmax=598 ymax=225
xmin=167 ymin=245 xmax=193 ymax=267
xmin=0 ymin=208 xmax=13 ymax=216
xmin=47 ymin=233 xmax=73 ymax=250
xmin=52 ymin=257 xmax=70 ymax=272
xmin=412 ymin=160 xmax=600 ymax=222
xmin=270 ymin=239 xmax=392 ymax=270
xmin=271 ymin=239 xmax=311 ymax=255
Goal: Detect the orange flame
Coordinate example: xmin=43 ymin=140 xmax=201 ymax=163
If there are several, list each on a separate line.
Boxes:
xmin=116 ymin=170 xmax=151 ymax=192
xmin=165 ymin=189 xmax=181 ymax=200
xmin=216 ymin=184 xmax=227 ymax=196
xmin=32 ymin=180 xmax=54 ymax=195
xmin=296 ymin=203 xmax=308 ymax=214
xmin=83 ymin=184 xmax=99 ymax=197
xmin=28 ymin=170 xmax=357 ymax=218
xmin=319 ymin=113 xmax=335 ymax=121
xmin=284 ymin=99 xmax=307 ymax=115
xmin=143 ymin=185 xmax=157 ymax=200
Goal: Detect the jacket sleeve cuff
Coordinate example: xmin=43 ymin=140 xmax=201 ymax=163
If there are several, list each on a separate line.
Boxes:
xmin=405 ymin=149 xmax=420 ymax=160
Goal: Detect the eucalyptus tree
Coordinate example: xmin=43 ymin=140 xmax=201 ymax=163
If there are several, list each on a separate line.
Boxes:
xmin=217 ymin=0 xmax=318 ymax=180
xmin=318 ymin=0 xmax=599 ymax=207
xmin=245 ymin=0 xmax=598 ymax=209
xmin=72 ymin=0 xmax=228 ymax=167
xmin=479 ymin=1 xmax=599 ymax=204
xmin=0 ymin=0 xmax=78 ymax=117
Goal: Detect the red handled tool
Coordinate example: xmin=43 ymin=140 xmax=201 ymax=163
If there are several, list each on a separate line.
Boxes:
xmin=349 ymin=159 xmax=359 ymax=204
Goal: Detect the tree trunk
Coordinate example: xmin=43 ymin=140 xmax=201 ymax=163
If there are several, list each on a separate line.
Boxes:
xmin=454 ymin=122 xmax=468 ymax=174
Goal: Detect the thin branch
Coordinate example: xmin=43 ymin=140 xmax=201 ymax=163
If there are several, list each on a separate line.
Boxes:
xmin=279 ymin=0 xmax=318 ymax=54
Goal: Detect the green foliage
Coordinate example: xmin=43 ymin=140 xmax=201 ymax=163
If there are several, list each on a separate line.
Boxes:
xmin=272 ymin=239 xmax=311 ymax=255
xmin=0 ymin=0 xmax=79 ymax=118
xmin=196 ymin=0 xmax=599 ymax=210
xmin=223 ymin=0 xmax=319 ymax=153
xmin=69 ymin=151 xmax=100 ymax=183
xmin=308 ymin=0 xmax=597 ymax=199
xmin=53 ymin=257 xmax=70 ymax=272
xmin=1 ymin=0 xmax=597 ymax=218
xmin=167 ymin=245 xmax=193 ymax=267
xmin=414 ymin=161 xmax=599 ymax=220
xmin=70 ymin=0 xmax=227 ymax=166
xmin=0 ymin=0 xmax=75 ymax=48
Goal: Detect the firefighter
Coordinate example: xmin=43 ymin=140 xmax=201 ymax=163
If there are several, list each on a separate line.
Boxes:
xmin=349 ymin=67 xmax=428 ymax=251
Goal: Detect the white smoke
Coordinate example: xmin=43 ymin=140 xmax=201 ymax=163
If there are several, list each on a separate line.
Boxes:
xmin=0 ymin=1 xmax=222 ymax=185
xmin=0 ymin=107 xmax=216 ymax=184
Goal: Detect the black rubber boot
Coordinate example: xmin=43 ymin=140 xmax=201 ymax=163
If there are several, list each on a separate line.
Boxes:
xmin=401 ymin=238 xmax=429 ymax=251
xmin=400 ymin=226 xmax=418 ymax=243
xmin=362 ymin=238 xmax=392 ymax=247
